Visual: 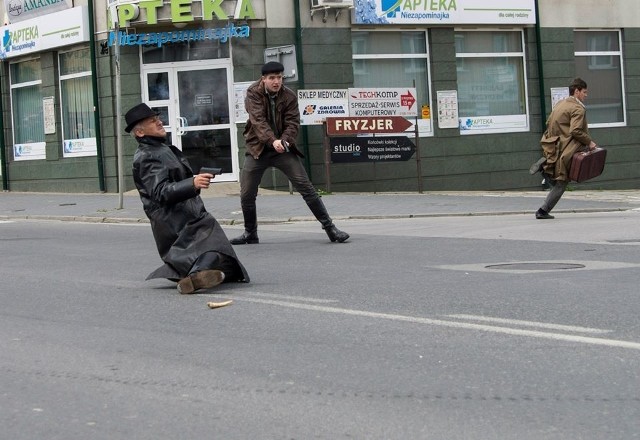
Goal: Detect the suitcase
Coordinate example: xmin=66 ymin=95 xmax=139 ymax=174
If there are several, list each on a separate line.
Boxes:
xmin=569 ymin=147 xmax=607 ymax=183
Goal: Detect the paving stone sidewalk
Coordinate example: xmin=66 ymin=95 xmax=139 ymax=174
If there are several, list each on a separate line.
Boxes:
xmin=2 ymin=185 xmax=640 ymax=224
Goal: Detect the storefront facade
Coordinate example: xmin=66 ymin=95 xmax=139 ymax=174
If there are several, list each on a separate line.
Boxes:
xmin=1 ymin=0 xmax=639 ymax=193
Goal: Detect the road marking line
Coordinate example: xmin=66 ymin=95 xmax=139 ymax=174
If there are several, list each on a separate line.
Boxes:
xmin=232 ymin=297 xmax=640 ymax=351
xmin=205 ymin=291 xmax=339 ymax=304
xmin=445 ymin=314 xmax=611 ymax=334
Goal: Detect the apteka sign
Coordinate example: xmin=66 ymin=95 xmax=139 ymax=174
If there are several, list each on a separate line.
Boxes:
xmin=353 ymin=0 xmax=535 ymax=25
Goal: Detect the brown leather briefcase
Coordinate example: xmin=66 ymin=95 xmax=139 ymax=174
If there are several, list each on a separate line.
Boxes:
xmin=569 ymin=147 xmax=607 ymax=183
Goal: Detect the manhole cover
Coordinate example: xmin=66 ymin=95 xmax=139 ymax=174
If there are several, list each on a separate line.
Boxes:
xmin=485 ymin=263 xmax=585 ymax=271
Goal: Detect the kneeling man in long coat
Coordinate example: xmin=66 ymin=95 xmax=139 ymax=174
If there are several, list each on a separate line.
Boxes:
xmin=126 ymin=103 xmax=249 ymax=294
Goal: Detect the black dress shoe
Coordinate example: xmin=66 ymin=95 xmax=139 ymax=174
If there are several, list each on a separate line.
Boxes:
xmin=230 ymin=231 xmax=259 ymax=245
xmin=535 ymin=209 xmax=554 ymax=219
xmin=529 ymin=157 xmax=546 ymax=175
xmin=324 ymin=225 xmax=349 ymax=243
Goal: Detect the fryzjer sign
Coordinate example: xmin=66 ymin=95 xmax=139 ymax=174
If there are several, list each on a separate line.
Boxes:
xmin=330 ymin=136 xmax=416 ymax=163
xmin=326 ymin=116 xmax=412 ymax=136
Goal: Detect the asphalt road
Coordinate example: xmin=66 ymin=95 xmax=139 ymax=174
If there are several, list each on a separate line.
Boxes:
xmin=1 ymin=212 xmax=639 ymax=439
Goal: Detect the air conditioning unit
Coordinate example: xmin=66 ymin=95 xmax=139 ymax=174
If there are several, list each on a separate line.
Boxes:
xmin=310 ymin=0 xmax=354 ymax=8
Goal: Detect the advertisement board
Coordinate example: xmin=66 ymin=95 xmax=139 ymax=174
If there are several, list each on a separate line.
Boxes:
xmin=0 ymin=6 xmax=89 ymax=60
xmin=353 ymin=0 xmax=536 ymax=25
xmin=299 ymin=89 xmax=349 ymax=126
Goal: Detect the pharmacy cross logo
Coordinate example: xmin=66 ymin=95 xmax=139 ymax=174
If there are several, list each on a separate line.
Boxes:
xmin=0 ymin=30 xmax=12 ymax=60
xmin=381 ymin=0 xmax=402 ymax=17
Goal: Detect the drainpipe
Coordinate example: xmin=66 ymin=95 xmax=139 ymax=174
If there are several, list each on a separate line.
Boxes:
xmin=87 ymin=0 xmax=106 ymax=192
xmin=0 ymin=80 xmax=7 ymax=190
xmin=293 ymin=0 xmax=311 ymax=178
xmin=534 ymin=0 xmax=547 ymax=131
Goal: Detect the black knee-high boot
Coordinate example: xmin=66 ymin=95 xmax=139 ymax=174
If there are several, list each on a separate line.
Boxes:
xmin=306 ymin=197 xmax=349 ymax=243
xmin=230 ymin=205 xmax=259 ymax=245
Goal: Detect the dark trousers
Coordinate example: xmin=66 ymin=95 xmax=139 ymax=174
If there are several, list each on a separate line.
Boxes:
xmin=240 ymin=150 xmax=320 ymax=209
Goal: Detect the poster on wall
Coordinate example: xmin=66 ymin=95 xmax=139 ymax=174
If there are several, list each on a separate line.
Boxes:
xmin=233 ymin=81 xmax=252 ymax=124
xmin=298 ymin=89 xmax=349 ymax=126
xmin=352 ymin=0 xmax=536 ymax=25
xmin=436 ymin=90 xmax=459 ymax=129
xmin=63 ymin=139 xmax=97 ymax=158
xmin=458 ymin=115 xmax=528 ymax=135
xmin=14 ymin=142 xmax=46 ymax=161
xmin=551 ymin=87 xmax=569 ymax=109
xmin=43 ymin=97 xmax=55 ymax=134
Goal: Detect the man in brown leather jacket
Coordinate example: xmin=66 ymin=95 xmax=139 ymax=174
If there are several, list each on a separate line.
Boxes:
xmin=230 ymin=61 xmax=349 ymax=244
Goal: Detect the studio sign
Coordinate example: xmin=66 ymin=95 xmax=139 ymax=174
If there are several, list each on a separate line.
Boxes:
xmin=330 ymin=136 xmax=416 ymax=163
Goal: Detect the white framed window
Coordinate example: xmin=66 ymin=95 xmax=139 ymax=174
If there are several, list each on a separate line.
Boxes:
xmin=59 ymin=47 xmax=97 ymax=157
xmin=9 ymin=58 xmax=46 ymax=161
xmin=455 ymin=29 xmax=529 ymax=135
xmin=352 ymin=29 xmax=433 ymax=136
xmin=574 ymin=30 xmax=626 ymax=127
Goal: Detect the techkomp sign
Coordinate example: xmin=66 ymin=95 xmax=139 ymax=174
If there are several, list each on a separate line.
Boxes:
xmin=348 ymin=88 xmax=418 ymax=118
xmin=353 ymin=0 xmax=535 ymax=25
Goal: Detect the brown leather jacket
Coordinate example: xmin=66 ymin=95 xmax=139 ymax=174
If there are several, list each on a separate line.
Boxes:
xmin=242 ymin=79 xmax=304 ymax=158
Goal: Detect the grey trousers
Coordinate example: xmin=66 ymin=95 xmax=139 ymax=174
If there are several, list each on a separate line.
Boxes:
xmin=540 ymin=177 xmax=568 ymax=213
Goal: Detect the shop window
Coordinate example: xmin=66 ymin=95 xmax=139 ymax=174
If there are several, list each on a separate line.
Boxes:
xmin=352 ymin=30 xmax=432 ymax=136
xmin=10 ymin=58 xmax=45 ymax=161
xmin=574 ymin=30 xmax=626 ymax=127
xmin=141 ymin=40 xmax=229 ymax=63
xmin=455 ymin=30 xmax=529 ymax=135
xmin=59 ymin=47 xmax=97 ymax=157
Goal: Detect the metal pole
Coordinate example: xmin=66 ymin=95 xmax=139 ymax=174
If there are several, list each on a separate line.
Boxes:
xmin=323 ymin=121 xmax=331 ymax=193
xmin=534 ymin=0 xmax=547 ymax=131
xmin=87 ymin=0 xmax=106 ymax=192
xmin=415 ymin=115 xmax=423 ymax=193
xmin=0 ymin=81 xmax=7 ymax=191
xmin=114 ymin=21 xmax=124 ymax=209
xmin=413 ymin=79 xmax=423 ymax=193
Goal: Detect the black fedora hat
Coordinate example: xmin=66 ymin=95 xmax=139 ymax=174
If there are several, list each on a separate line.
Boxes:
xmin=124 ymin=103 xmax=158 ymax=133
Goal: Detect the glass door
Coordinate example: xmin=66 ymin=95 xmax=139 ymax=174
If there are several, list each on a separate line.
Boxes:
xmin=142 ymin=62 xmax=237 ymax=182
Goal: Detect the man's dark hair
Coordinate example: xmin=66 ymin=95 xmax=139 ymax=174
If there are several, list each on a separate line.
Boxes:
xmin=569 ymin=77 xmax=588 ymax=96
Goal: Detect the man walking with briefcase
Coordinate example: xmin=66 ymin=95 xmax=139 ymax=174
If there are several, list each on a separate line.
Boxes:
xmin=530 ymin=78 xmax=598 ymax=219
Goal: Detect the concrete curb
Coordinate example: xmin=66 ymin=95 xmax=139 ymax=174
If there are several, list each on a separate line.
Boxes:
xmin=0 ymin=206 xmax=631 ymax=225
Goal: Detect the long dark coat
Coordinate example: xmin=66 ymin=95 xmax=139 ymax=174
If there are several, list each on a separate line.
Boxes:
xmin=132 ymin=136 xmax=249 ymax=282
